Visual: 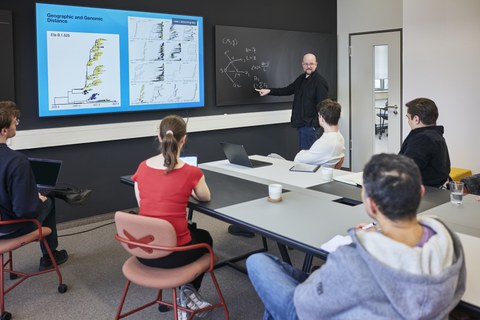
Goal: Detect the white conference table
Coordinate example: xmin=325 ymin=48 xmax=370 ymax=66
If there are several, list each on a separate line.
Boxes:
xmin=200 ymin=155 xmax=352 ymax=190
xmin=198 ymin=155 xmax=480 ymax=312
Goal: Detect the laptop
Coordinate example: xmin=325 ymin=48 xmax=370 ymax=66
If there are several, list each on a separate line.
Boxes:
xmin=180 ymin=154 xmax=198 ymax=167
xmin=28 ymin=157 xmax=63 ymax=195
xmin=220 ymin=142 xmax=272 ymax=168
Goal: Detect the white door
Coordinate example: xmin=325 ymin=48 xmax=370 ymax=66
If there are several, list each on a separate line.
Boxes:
xmin=350 ymin=30 xmax=402 ymax=172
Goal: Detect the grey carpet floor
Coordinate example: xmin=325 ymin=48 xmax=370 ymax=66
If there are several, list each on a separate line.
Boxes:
xmin=3 ymin=210 xmax=325 ymax=320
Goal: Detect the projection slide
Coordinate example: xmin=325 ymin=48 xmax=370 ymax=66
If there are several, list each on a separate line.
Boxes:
xmin=36 ymin=3 xmax=204 ymax=117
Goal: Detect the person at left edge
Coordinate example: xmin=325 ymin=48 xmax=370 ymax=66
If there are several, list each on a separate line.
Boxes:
xmin=256 ymin=53 xmax=329 ymax=150
xmin=0 ymin=100 xmax=68 ymax=271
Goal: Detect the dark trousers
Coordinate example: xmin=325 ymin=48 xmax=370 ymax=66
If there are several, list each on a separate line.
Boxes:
xmin=0 ymin=197 xmax=58 ymax=256
xmin=138 ymin=226 xmax=213 ymax=290
xmin=297 ymin=126 xmax=322 ymax=150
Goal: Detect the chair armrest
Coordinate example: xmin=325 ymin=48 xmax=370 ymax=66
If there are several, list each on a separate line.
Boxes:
xmin=0 ymin=218 xmax=46 ymax=239
xmin=115 ymin=234 xmax=216 ymax=271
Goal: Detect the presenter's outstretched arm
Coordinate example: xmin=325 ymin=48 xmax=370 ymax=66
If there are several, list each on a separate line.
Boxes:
xmin=255 ymin=88 xmax=271 ymax=96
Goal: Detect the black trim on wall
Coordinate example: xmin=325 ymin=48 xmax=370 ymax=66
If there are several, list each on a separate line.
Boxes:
xmin=23 ymin=123 xmax=298 ymax=223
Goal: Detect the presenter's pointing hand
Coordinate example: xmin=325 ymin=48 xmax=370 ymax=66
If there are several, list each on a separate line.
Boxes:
xmin=255 ymin=88 xmax=271 ymax=96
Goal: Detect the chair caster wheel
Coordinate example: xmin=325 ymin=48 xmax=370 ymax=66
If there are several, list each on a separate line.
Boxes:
xmin=9 ymin=273 xmax=18 ymax=280
xmin=1 ymin=311 xmax=12 ymax=320
xmin=58 ymin=283 xmax=68 ymax=293
xmin=158 ymin=304 xmax=171 ymax=312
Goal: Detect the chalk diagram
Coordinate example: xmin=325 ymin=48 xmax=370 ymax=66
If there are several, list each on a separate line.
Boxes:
xmin=218 ymin=37 xmax=270 ymax=89
xmin=47 ymin=32 xmax=121 ymax=110
xmin=128 ymin=16 xmax=200 ymax=105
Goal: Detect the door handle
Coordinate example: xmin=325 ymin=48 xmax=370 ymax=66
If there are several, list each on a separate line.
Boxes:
xmin=386 ymin=105 xmax=398 ymax=115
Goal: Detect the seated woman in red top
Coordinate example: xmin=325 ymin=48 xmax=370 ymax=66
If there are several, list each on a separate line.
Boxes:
xmin=131 ymin=115 xmax=212 ymax=318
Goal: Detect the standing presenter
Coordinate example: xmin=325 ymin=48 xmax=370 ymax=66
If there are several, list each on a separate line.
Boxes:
xmin=256 ymin=53 xmax=329 ymax=150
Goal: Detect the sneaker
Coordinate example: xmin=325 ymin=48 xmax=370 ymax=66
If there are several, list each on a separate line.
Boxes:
xmin=39 ymin=249 xmax=69 ymax=271
xmin=180 ymin=284 xmax=212 ymax=318
xmin=177 ymin=297 xmax=188 ymax=320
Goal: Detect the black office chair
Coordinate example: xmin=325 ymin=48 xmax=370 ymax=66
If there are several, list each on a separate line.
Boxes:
xmin=375 ymin=107 xmax=388 ymax=139
xmin=461 ymin=174 xmax=480 ymax=195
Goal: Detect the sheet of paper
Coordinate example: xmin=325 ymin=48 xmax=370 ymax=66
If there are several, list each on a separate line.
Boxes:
xmin=334 ymin=171 xmax=363 ymax=186
xmin=320 ymin=235 xmax=352 ymax=253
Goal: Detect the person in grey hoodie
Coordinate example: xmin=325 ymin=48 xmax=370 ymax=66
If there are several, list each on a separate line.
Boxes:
xmin=246 ymin=153 xmax=466 ymax=320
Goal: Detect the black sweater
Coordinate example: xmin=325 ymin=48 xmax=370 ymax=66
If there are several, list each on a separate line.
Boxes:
xmin=0 ymin=144 xmax=40 ymax=235
xmin=269 ymin=70 xmax=329 ymax=129
xmin=399 ymin=126 xmax=451 ymax=188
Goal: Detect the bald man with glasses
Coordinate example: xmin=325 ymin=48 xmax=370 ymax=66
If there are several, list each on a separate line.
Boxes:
xmin=256 ymin=53 xmax=329 ymax=150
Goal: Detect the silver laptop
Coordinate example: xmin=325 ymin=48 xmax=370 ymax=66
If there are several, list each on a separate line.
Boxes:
xmin=180 ymin=154 xmax=198 ymax=167
xmin=220 ymin=142 xmax=272 ymax=168
xmin=28 ymin=158 xmax=62 ymax=195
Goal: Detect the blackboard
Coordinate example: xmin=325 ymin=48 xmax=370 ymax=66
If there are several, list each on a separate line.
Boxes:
xmin=215 ymin=25 xmax=337 ymax=106
xmin=0 ymin=10 xmax=15 ymax=101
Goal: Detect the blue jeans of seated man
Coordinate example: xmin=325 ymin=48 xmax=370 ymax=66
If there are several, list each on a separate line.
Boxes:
xmin=246 ymin=253 xmax=308 ymax=320
xmin=297 ymin=126 xmax=321 ymax=150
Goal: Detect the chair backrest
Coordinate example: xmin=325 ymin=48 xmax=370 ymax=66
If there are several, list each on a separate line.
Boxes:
xmin=115 ymin=211 xmax=177 ymax=259
xmin=334 ymin=157 xmax=344 ymax=170
xmin=461 ymin=173 xmax=480 ymax=195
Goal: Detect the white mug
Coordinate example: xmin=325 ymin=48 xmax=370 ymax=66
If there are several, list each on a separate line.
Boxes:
xmin=268 ymin=184 xmax=282 ymax=200
xmin=321 ymin=167 xmax=334 ymax=181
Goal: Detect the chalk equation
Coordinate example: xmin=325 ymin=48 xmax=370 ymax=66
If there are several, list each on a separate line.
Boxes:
xmin=218 ymin=37 xmax=270 ymax=89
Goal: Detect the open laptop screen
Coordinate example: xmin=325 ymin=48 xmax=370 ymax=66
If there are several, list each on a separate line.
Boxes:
xmin=220 ymin=142 xmax=272 ymax=168
xmin=28 ymin=158 xmax=62 ymax=188
xmin=180 ymin=154 xmax=198 ymax=167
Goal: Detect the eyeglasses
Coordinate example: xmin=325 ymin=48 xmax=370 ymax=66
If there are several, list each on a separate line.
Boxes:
xmin=302 ymin=62 xmax=317 ymax=67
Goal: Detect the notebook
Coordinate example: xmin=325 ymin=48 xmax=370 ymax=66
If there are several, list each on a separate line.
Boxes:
xmin=220 ymin=142 xmax=272 ymax=168
xmin=334 ymin=171 xmax=363 ymax=187
xmin=289 ymin=163 xmax=320 ymax=173
xmin=28 ymin=157 xmax=63 ymax=195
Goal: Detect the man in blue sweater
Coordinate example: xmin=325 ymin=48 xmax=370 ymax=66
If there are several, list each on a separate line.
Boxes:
xmin=247 ymin=153 xmax=465 ymax=319
xmin=0 ymin=101 xmax=68 ymax=271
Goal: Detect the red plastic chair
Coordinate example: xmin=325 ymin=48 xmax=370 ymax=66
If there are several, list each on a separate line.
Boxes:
xmin=0 ymin=218 xmax=67 ymax=320
xmin=114 ymin=211 xmax=229 ymax=320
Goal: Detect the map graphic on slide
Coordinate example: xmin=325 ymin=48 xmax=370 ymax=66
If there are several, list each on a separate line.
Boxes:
xmin=128 ymin=16 xmax=200 ymax=105
xmin=47 ymin=31 xmax=121 ymax=110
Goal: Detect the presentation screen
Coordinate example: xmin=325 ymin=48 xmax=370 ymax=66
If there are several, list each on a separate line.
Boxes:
xmin=36 ymin=3 xmax=204 ymax=117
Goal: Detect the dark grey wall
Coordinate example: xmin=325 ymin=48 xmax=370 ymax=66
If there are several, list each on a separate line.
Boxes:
xmin=0 ymin=0 xmax=337 ymax=222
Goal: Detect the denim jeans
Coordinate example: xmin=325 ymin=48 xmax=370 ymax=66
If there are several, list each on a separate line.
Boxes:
xmin=297 ymin=126 xmax=321 ymax=150
xmin=246 ymin=253 xmax=308 ymax=320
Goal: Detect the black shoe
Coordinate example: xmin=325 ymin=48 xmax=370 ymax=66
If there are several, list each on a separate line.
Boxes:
xmin=228 ymin=225 xmax=255 ymax=238
xmin=39 ymin=249 xmax=69 ymax=271
xmin=51 ymin=188 xmax=92 ymax=207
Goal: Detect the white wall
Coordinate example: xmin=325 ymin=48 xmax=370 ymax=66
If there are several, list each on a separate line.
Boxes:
xmin=338 ymin=0 xmax=480 ymax=173
xmin=403 ymin=0 xmax=480 ymax=173
xmin=337 ymin=0 xmax=403 ymax=168
xmin=10 ymin=110 xmax=290 ymax=150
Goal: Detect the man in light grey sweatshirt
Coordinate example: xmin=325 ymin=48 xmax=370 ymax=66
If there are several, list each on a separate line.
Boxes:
xmin=247 ymin=153 xmax=466 ymax=320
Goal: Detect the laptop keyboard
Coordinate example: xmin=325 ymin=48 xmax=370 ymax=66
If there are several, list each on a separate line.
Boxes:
xmin=37 ymin=187 xmax=52 ymax=196
xmin=250 ymin=159 xmax=272 ymax=168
